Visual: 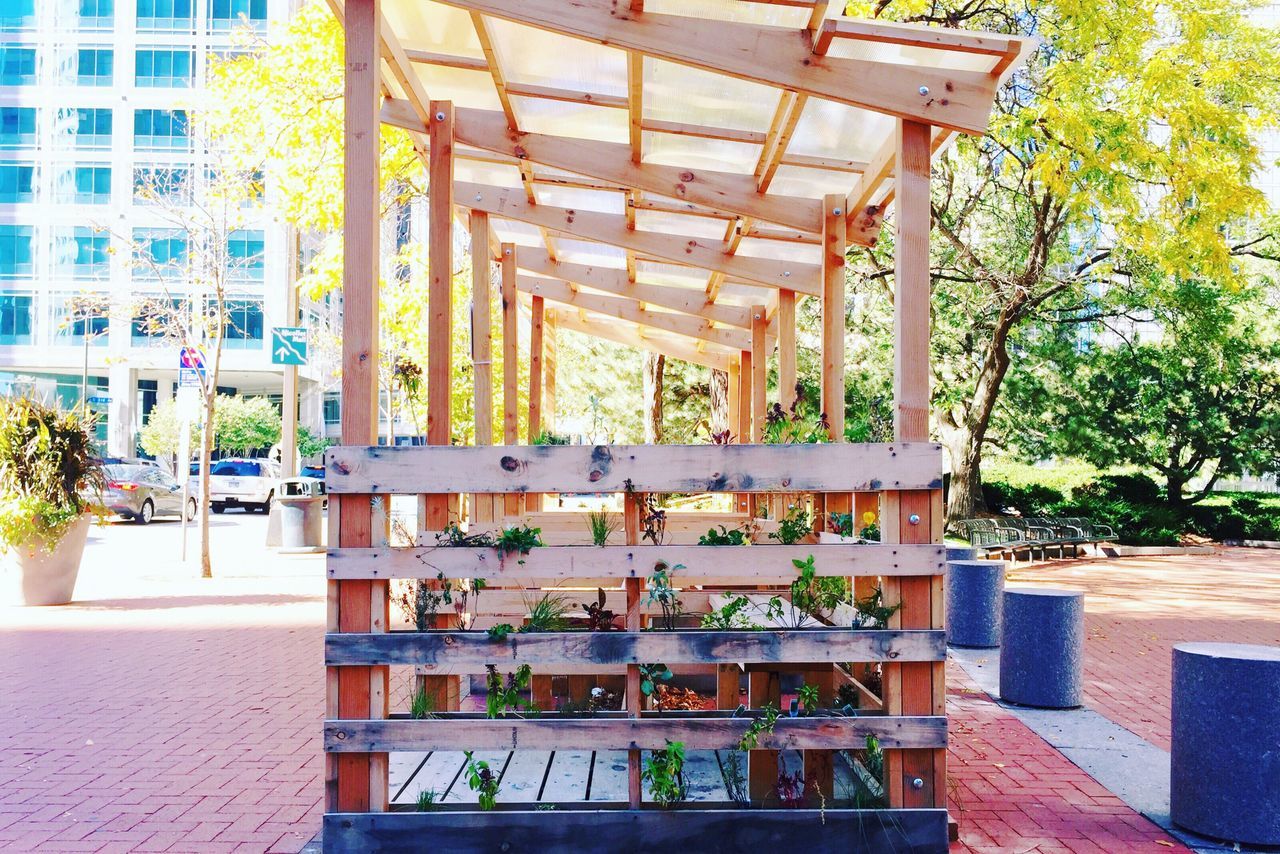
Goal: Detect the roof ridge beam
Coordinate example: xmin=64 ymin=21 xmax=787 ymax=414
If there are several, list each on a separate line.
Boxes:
xmin=455 ymin=180 xmax=821 ymax=293
xmin=430 ymin=0 xmax=1001 ymax=135
xmin=381 ymin=101 xmax=823 ymax=234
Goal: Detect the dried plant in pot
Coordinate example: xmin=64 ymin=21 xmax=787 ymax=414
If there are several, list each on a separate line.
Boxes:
xmin=0 ymin=397 xmax=104 ymax=605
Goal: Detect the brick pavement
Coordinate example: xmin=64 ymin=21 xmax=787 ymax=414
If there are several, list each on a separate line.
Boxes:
xmin=1009 ymin=547 xmax=1280 ymax=750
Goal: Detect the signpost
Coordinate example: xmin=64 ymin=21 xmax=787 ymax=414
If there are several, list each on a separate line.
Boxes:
xmin=271 ymin=327 xmax=308 ymax=366
xmin=176 ymin=347 xmax=205 ymax=564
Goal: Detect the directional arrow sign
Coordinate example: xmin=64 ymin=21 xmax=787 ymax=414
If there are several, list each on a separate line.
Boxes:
xmin=271 ymin=326 xmax=308 ymax=366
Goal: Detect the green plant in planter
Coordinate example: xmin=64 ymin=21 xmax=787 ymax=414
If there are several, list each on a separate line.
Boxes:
xmin=737 ymin=702 xmax=780 ymax=751
xmin=585 ymin=508 xmax=618 ymax=546
xmin=700 ymin=595 xmax=757 ymax=630
xmin=485 ymin=663 xmax=536 ymax=718
xmin=797 ymin=683 xmax=821 ymax=716
xmin=697 ymin=524 xmax=751 ymax=546
xmin=770 ymin=505 xmax=811 ymax=546
xmin=415 ymin=789 xmax=439 ymax=812
xmin=463 ymin=751 xmax=500 ymax=810
xmin=642 ymin=740 xmax=688 ymax=808
xmin=638 ymin=663 xmax=673 ymax=699
xmin=495 ymin=525 xmax=543 ymax=556
xmin=644 ymin=561 xmax=683 ymax=630
xmin=531 ymin=429 xmax=570 ymax=446
xmin=852 ymin=585 xmax=900 ymax=629
xmin=0 ymin=397 xmax=103 ymax=553
xmin=409 ymin=684 xmax=437 ymax=719
xmin=521 ymin=590 xmax=569 ymax=631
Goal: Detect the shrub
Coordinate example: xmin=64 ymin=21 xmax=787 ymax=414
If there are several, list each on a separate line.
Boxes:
xmin=1073 ymin=473 xmax=1162 ymax=506
xmin=982 ymin=480 xmax=1064 ymax=516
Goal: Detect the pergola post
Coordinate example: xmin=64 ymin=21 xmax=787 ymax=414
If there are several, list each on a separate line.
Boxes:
xmin=529 ymin=295 xmax=544 ymax=442
xmin=882 ymin=118 xmax=943 ymax=809
xmin=471 ymin=210 xmax=495 ymax=523
xmin=500 ymin=243 xmax=520 ymax=516
xmin=544 ymin=308 xmax=557 ymax=434
xmin=726 ymin=354 xmax=741 ymax=442
xmin=331 ymin=0 xmax=386 ymax=814
xmin=750 ymin=306 xmax=767 ymax=443
xmin=777 ymin=289 xmax=796 ymax=412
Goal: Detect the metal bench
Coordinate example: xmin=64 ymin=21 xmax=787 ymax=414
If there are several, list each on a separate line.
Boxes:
xmin=958 ymin=516 xmax=1116 ymax=562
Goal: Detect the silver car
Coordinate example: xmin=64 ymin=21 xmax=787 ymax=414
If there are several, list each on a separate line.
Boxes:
xmin=99 ymin=464 xmax=196 ymax=524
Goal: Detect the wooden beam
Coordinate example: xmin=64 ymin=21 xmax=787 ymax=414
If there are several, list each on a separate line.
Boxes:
xmin=519 ymin=276 xmax=752 ymax=351
xmin=500 ymin=243 xmax=520 ymax=517
xmin=335 ymin=0 xmax=383 ymax=816
xmin=326 ymin=442 xmax=944 ymax=495
xmin=426 ymin=101 xmax=455 ymax=460
xmin=814 ymin=18 xmax=1019 ymax=58
xmin=430 ymin=0 xmax=1000 ymax=135
xmin=544 ymin=309 xmax=557 ymax=432
xmin=471 ymin=210 xmax=495 ymax=522
xmin=516 ymin=249 xmax=753 ymax=328
xmin=552 ymin=309 xmax=732 ymax=371
xmin=627 ymin=51 xmax=643 ymax=163
xmin=777 ymin=289 xmax=796 ymax=411
xmin=821 ymin=194 xmax=846 ymax=441
xmin=327 ymin=543 xmax=947 ymax=582
xmin=455 ymin=181 xmax=820 ymax=292
xmin=738 ymin=348 xmax=753 ymax=445
xmin=727 ymin=355 xmax=741 ymax=443
xmin=894 ymin=123 xmax=931 ymax=440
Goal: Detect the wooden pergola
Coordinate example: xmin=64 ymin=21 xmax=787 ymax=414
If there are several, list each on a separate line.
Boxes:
xmin=323 ymin=1 xmax=1028 ymax=850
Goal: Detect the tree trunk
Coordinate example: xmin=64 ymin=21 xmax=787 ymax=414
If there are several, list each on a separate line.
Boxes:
xmin=943 ymin=303 xmax=1022 ymax=526
xmin=198 ymin=393 xmax=215 ymax=579
xmin=708 ymin=368 xmax=729 ymax=436
xmin=642 ymin=352 xmax=665 ymax=444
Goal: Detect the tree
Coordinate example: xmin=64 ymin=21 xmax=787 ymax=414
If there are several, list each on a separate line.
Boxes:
xmin=297 ymin=426 xmax=332 ymax=460
xmin=642 ymin=352 xmax=665 ymax=444
xmin=845 ymin=0 xmax=1280 ymax=524
xmin=214 ymin=396 xmax=282 ymax=456
xmin=139 ymin=398 xmax=201 ymax=461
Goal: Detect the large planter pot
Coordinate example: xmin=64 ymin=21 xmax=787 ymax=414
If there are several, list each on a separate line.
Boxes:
xmin=3 ymin=513 xmax=92 ymax=606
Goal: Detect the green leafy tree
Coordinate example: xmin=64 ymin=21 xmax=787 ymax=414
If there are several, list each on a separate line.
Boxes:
xmin=215 ymin=396 xmax=282 ymax=455
xmin=296 ymin=426 xmax=332 ymax=460
xmin=845 ymin=0 xmax=1280 ymax=523
xmin=139 ymin=398 xmax=201 ymax=460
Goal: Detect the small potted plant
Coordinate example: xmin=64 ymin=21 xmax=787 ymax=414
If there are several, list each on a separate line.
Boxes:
xmin=0 ymin=397 xmax=103 ymax=605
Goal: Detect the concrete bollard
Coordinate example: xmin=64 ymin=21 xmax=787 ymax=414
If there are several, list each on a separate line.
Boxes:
xmin=1171 ymin=642 xmax=1280 ymax=845
xmin=946 ymin=559 xmax=1005 ymax=648
xmin=946 ymin=546 xmax=979 ymax=562
xmin=999 ymin=588 xmax=1083 ymax=709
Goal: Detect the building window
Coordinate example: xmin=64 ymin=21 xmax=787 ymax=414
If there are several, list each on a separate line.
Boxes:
xmin=323 ymin=392 xmax=340 ymax=425
xmin=135 ymin=48 xmax=192 ymax=88
xmin=133 ymin=165 xmax=190 ymax=205
xmin=75 ymin=0 xmax=115 ymax=31
xmin=210 ymin=0 xmax=267 ymax=32
xmin=0 ymin=292 xmax=32 ymax=344
xmin=0 ymin=225 xmax=34 ymax=280
xmin=0 ymin=0 xmax=35 ymax=31
xmin=136 ymin=0 xmax=192 ymax=33
xmin=54 ymin=294 xmax=110 ymax=345
xmin=0 ymin=44 xmax=36 ymax=86
xmin=132 ymin=228 xmax=186 ymax=280
xmin=76 ymin=48 xmax=113 ymax=86
xmin=0 ymin=162 xmax=34 ymax=203
xmin=227 ymin=229 xmax=264 ymax=281
xmin=133 ymin=108 xmax=187 ymax=151
xmin=0 ymin=107 xmax=35 ymax=149
xmin=55 ymin=107 xmax=112 ymax=150
xmin=222 ymin=298 xmax=263 ymax=349
xmin=54 ymin=227 xmax=111 ymax=280
xmin=130 ymin=298 xmax=183 ymax=345
xmin=58 ymin=165 xmax=111 ymax=205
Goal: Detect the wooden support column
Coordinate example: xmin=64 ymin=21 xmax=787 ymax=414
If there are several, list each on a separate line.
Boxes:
xmin=750 ymin=305 xmax=767 ymax=443
xmin=726 ymin=355 xmax=741 ymax=443
xmin=471 ymin=210 xmax=495 ymax=523
xmin=624 ymin=494 xmax=643 ymax=808
xmin=500 ymin=243 xmax=520 ymax=517
xmin=529 ymin=295 xmax=544 ymax=441
xmin=421 ymin=98 xmax=459 ymax=711
xmin=331 ymin=0 xmax=385 ymax=815
xmin=882 ymin=118 xmax=942 ymax=809
xmin=544 ymin=308 xmax=557 ymax=433
xmin=821 ymin=194 xmax=846 ymax=442
xmin=777 ymin=289 xmax=797 ymax=412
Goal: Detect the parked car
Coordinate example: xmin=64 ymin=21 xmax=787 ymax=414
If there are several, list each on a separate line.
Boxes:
xmin=97 ymin=464 xmax=196 ymax=524
xmin=204 ymin=458 xmax=280 ymax=514
xmin=300 ymin=464 xmax=325 ymax=482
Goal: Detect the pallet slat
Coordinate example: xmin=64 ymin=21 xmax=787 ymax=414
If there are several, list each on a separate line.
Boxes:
xmin=323 ymin=809 xmax=949 ymax=853
xmin=327 ymin=542 xmax=945 ymax=581
xmin=326 ymin=442 xmax=943 ymax=494
xmin=326 ymin=629 xmax=946 ymax=666
xmin=325 ymin=714 xmax=947 ymax=752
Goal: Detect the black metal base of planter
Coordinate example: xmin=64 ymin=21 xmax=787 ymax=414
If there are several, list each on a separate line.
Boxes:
xmin=323 ymin=808 xmax=949 ymax=853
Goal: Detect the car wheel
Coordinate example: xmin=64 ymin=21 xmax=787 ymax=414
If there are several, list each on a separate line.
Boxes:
xmin=259 ymin=491 xmax=274 ymax=514
xmin=135 ymin=499 xmax=154 ymax=525
xmin=186 ymin=498 xmax=197 ymax=521
xmin=212 ymin=503 xmax=226 ymax=514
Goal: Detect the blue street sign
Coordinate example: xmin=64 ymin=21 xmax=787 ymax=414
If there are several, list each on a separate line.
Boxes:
xmin=271 ymin=327 xmax=308 ymax=366
xmin=178 ymin=347 xmax=206 ymax=388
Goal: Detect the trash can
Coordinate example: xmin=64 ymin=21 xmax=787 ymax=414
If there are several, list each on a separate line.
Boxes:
xmin=275 ymin=477 xmax=326 ymax=553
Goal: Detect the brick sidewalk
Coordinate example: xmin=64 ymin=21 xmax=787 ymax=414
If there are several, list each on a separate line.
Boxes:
xmin=1009 ymin=547 xmax=1280 ymax=750
xmin=947 ymin=661 xmax=1186 ymax=853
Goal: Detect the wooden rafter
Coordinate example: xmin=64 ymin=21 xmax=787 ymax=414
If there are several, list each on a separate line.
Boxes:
xmin=552 ymin=304 xmax=734 ymax=371
xmin=431 ymin=0 xmax=1000 ymax=135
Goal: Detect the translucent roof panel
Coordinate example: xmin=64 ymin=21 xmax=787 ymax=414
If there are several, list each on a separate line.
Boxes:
xmin=636 ymin=261 xmax=711 ymax=290
xmin=455 ymin=160 xmax=525 ymax=190
xmin=642 ymin=58 xmax=778 ymax=134
xmin=386 ymin=1 xmax=484 ymax=58
xmin=532 ymin=186 xmax=626 ymax=215
xmin=643 ymin=132 xmax=760 ymax=175
xmin=768 ymin=165 xmax=858 ymax=200
xmin=645 ymin=0 xmax=811 ymax=28
xmin=512 ymin=96 xmax=629 ymax=144
xmin=635 ymin=209 xmax=730 ymax=241
xmin=554 ymin=240 xmax=627 ymax=268
xmin=788 ymin=100 xmax=895 ymax=163
xmin=735 ymin=237 xmax=822 ymax=266
xmin=487 ymin=18 xmax=628 ymax=97
xmin=491 ymin=219 xmax=545 ymax=247
xmin=411 ymin=65 xmax=503 ymax=111
xmin=826 ymin=35 xmax=1000 ymax=73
